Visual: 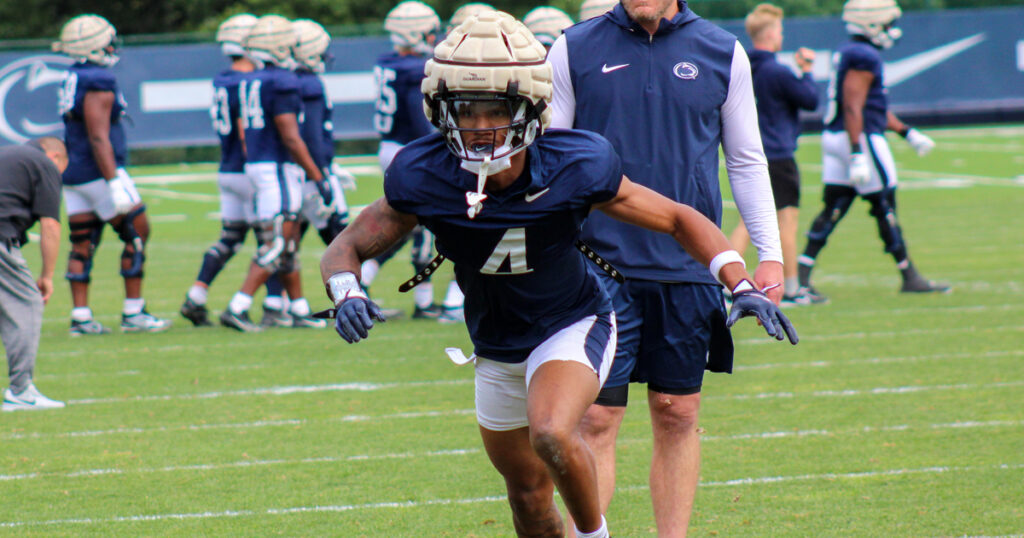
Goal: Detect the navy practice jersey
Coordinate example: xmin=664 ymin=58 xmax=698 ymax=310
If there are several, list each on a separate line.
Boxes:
xmin=824 ymin=39 xmax=888 ymax=135
xmin=239 ymin=65 xmax=302 ymax=164
xmin=59 ymin=62 xmax=128 ymax=185
xmin=385 ymin=130 xmax=622 ymax=362
xmin=373 ymin=53 xmax=434 ymax=144
xmin=297 ymin=70 xmax=333 ymax=170
xmin=210 ymin=69 xmax=247 ymax=173
xmin=748 ymin=49 xmax=818 ymax=161
xmin=557 ymin=2 xmax=742 ymax=283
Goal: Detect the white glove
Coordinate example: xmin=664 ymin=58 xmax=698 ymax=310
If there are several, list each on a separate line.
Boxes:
xmin=331 ymin=162 xmax=357 ymax=191
xmin=849 ymin=153 xmax=871 ymax=186
xmin=107 ymin=177 xmax=134 ymax=215
xmin=905 ymin=128 xmax=935 ymax=157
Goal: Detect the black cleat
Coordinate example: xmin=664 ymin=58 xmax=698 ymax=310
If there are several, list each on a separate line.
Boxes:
xmin=180 ymin=297 xmax=213 ymax=327
xmin=219 ymin=309 xmax=262 ymax=333
xmin=412 ymin=303 xmax=443 ymax=319
xmin=900 ymin=264 xmax=952 ymax=294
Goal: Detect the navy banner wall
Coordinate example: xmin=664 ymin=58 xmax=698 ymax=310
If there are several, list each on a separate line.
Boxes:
xmin=1 ymin=7 xmax=1022 ymax=147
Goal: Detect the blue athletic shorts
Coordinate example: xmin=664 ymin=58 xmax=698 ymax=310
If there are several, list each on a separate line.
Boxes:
xmin=600 ymin=275 xmax=734 ymax=400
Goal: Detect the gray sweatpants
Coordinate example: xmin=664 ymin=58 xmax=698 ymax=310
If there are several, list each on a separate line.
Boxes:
xmin=0 ymin=242 xmax=42 ymax=393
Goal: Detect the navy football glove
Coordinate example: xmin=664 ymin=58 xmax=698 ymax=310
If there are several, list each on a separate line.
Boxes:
xmin=315 ymin=177 xmax=335 ymax=208
xmin=726 ymin=280 xmax=799 ymax=344
xmin=333 ymin=297 xmax=386 ymax=343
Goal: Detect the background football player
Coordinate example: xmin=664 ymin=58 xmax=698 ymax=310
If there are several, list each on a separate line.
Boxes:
xmin=798 ymin=0 xmax=949 ymax=299
xmin=578 ymin=0 xmax=619 ymax=21
xmin=523 ymin=6 xmax=575 ymax=52
xmin=218 ymin=15 xmax=329 ymax=332
xmin=319 ymin=12 xmax=795 ymax=537
xmin=181 ymin=13 xmax=260 ymax=328
xmin=446 ymin=2 xmax=495 ymax=34
xmin=54 ymin=14 xmax=171 ymax=335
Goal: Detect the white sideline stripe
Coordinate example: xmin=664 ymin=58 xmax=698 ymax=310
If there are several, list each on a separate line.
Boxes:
xmin=706 ymin=380 xmax=1024 ymax=402
xmin=148 ymin=213 xmax=188 ymax=223
xmin=734 ymin=349 xmax=1024 ymax=371
xmin=737 ymin=324 xmax=1023 ymax=346
xmin=3 ymin=420 xmax=1020 ymax=483
xmin=135 ymin=187 xmax=219 ymax=202
xmin=133 ymin=172 xmax=217 ymax=185
xmin=66 ymin=379 xmax=471 ymax=406
xmin=2 ymin=463 xmax=1021 ymax=527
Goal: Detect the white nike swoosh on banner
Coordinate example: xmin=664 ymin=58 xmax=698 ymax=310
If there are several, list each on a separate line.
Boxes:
xmin=524 ymin=188 xmax=550 ymax=203
xmin=601 ymin=63 xmax=630 ymax=74
xmin=885 ymin=33 xmax=986 ymax=87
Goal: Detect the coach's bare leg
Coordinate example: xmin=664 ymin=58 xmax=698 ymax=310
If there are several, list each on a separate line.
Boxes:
xmin=648 ymin=390 xmax=702 ymax=538
xmin=481 ymin=426 xmax=563 ymax=537
xmin=528 ymin=360 xmax=604 ymax=533
xmin=777 ymin=207 xmax=799 ymax=287
xmin=728 ymin=220 xmax=750 ymax=256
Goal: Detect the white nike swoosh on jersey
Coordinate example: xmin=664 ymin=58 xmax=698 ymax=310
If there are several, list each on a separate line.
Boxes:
xmin=524 ymin=188 xmax=550 ymax=203
xmin=601 ymin=63 xmax=630 ymax=74
xmin=884 ymin=33 xmax=986 ymax=87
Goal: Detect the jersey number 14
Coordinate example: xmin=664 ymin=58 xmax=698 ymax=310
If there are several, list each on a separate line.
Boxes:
xmin=238 ymin=80 xmax=266 ymax=130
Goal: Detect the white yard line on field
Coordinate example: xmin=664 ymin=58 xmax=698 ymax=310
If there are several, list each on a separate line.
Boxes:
xmin=134 ymin=187 xmax=219 ymax=202
xmin=736 ymin=324 xmax=1023 ymax=346
xmin=2 ymin=463 xmax=1021 ymax=527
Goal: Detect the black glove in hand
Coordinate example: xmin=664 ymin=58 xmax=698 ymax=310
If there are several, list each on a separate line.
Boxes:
xmin=315 ymin=178 xmax=335 ymax=207
xmin=726 ymin=280 xmax=799 ymax=344
xmin=334 ymin=297 xmax=385 ymax=343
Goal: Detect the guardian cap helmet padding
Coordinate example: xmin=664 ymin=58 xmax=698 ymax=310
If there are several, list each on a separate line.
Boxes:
xmin=245 ymin=15 xmax=297 ymax=68
xmin=53 ymin=14 xmax=119 ymax=67
xmin=216 ymin=13 xmax=258 ymax=57
xmin=385 ymin=1 xmax=442 ymax=55
xmin=842 ymin=0 xmax=903 ymax=49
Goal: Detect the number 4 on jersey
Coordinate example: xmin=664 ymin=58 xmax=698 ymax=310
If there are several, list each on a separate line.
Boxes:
xmin=481 ymin=228 xmax=533 ymax=275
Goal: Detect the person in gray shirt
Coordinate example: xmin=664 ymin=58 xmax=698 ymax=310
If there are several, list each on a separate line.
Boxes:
xmin=0 ymin=137 xmax=67 ymax=411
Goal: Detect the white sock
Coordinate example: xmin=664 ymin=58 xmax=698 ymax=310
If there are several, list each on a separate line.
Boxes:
xmin=413 ymin=282 xmax=433 ymax=309
xmin=71 ymin=307 xmax=93 ymax=322
xmin=229 ymin=292 xmax=253 ymax=314
xmin=263 ymin=295 xmax=285 ymax=311
xmin=442 ymin=281 xmax=464 ymax=308
xmin=289 ymin=298 xmax=310 ymax=317
xmin=123 ymin=298 xmax=145 ymax=315
xmin=361 ymin=259 xmax=380 ymax=287
xmin=188 ymin=285 xmax=208 ymax=305
xmin=784 ymin=276 xmax=799 ymax=296
xmin=575 ymin=516 xmax=609 ymax=538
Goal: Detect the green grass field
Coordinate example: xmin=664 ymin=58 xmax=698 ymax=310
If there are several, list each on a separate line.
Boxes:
xmin=3 ymin=125 xmax=1023 ymax=536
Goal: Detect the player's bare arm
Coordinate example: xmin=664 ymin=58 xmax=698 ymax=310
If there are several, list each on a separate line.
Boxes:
xmin=82 ymin=90 xmax=118 ymax=180
xmin=319 ymin=197 xmax=417 ymax=283
xmin=274 ymin=112 xmax=323 ymax=181
xmin=594 ymin=176 xmax=749 ymax=288
xmin=886 ymin=111 xmax=908 ymax=133
xmin=841 ymin=69 xmax=873 ymax=146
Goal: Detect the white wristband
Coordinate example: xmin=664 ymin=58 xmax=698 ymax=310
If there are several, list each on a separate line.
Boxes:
xmin=326 ymin=271 xmax=367 ymax=306
xmin=709 ymin=250 xmax=746 ymax=286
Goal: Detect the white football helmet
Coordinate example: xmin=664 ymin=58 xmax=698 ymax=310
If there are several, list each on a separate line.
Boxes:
xmin=523 ymin=7 xmax=574 ymax=48
xmin=424 ymin=10 xmax=550 ymax=207
xmin=292 ymin=19 xmax=331 ymax=73
xmin=842 ymin=0 xmax=903 ymax=49
xmin=385 ymin=1 xmax=442 ymax=55
xmin=216 ymin=14 xmax=258 ymax=57
xmin=245 ymin=15 xmax=297 ymax=69
xmin=447 ymin=3 xmax=495 ymax=34
xmin=52 ymin=14 xmax=119 ymax=67
xmin=578 ymin=0 xmax=619 ymax=21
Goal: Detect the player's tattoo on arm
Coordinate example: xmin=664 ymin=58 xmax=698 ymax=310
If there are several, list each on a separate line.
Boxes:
xmin=320 ymin=198 xmax=417 ymax=282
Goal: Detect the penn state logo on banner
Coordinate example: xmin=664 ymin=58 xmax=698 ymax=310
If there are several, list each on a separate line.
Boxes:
xmin=0 ymin=55 xmax=72 ymax=144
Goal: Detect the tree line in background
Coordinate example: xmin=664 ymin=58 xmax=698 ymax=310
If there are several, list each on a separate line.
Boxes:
xmin=3 ymin=0 xmax=1023 ymax=42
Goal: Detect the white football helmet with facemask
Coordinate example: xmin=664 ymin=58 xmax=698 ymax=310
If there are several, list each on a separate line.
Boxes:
xmin=216 ymin=13 xmax=258 ymax=58
xmin=422 ymin=10 xmax=551 ymax=218
xmin=292 ymin=19 xmax=331 ymax=73
xmin=842 ymin=0 xmax=903 ymax=49
xmin=385 ymin=1 xmax=442 ymax=56
xmin=245 ymin=15 xmax=297 ymax=69
xmin=52 ymin=14 xmax=119 ymax=67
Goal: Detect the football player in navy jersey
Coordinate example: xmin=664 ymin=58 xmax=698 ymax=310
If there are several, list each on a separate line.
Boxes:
xmin=798 ymin=0 xmax=948 ymax=299
xmin=548 ymin=0 xmax=785 ymax=533
xmin=319 ymin=12 xmax=796 ymax=538
xmin=366 ymin=1 xmax=461 ymax=322
xmin=180 ymin=14 xmax=259 ymax=328
xmin=54 ymin=14 xmax=171 ymax=336
xmin=218 ymin=15 xmax=329 ymax=332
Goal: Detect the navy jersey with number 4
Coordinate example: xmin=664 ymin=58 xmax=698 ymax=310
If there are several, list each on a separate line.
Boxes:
xmin=210 ymin=69 xmax=247 ymax=173
xmin=297 ymin=70 xmax=334 ymax=170
xmin=385 ymin=130 xmax=622 ymax=362
xmin=373 ymin=54 xmax=434 ymax=144
xmin=239 ymin=65 xmax=302 ymax=164
xmin=59 ymin=62 xmax=128 ymax=185
xmin=824 ymin=40 xmax=888 ymax=135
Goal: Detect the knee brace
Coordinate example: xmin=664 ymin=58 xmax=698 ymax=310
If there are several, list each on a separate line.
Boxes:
xmin=410 ymin=226 xmax=435 ymax=274
xmin=864 ymin=189 xmax=906 ymax=255
xmin=65 ymin=218 xmax=103 ymax=283
xmin=806 ymin=185 xmax=857 ymax=244
xmin=253 ymin=217 xmax=285 ymax=270
xmin=115 ymin=205 xmax=147 ymax=278
xmin=197 ymin=220 xmax=249 ymax=284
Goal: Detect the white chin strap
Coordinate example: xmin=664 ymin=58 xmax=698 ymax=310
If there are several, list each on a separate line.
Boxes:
xmin=461 ymin=155 xmax=511 ymax=219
